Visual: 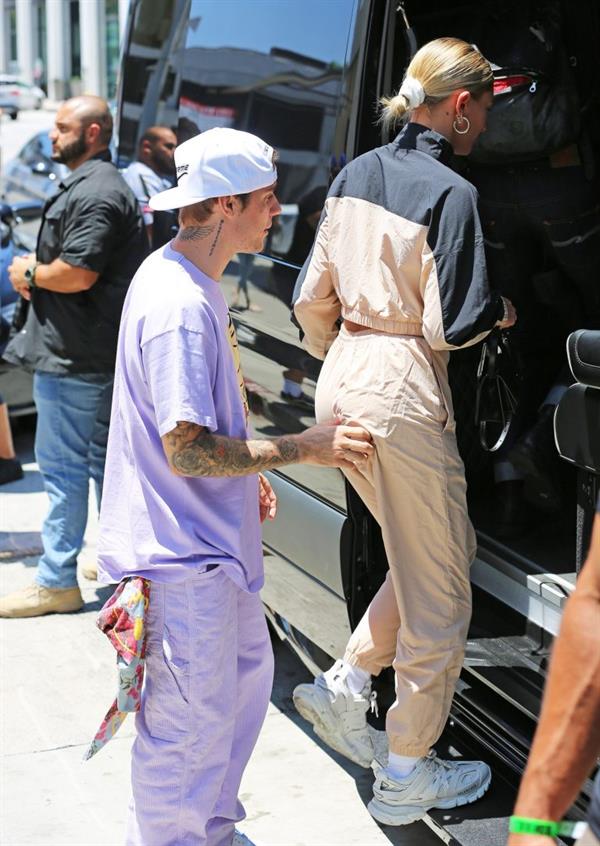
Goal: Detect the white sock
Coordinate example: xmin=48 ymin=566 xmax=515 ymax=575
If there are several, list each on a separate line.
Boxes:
xmin=283 ymin=378 xmax=302 ymax=397
xmin=387 ymin=752 xmax=422 ymax=780
xmin=343 ymin=662 xmax=371 ymax=694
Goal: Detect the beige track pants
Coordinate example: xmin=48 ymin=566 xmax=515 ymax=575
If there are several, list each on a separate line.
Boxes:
xmin=315 ymin=326 xmax=476 ymax=756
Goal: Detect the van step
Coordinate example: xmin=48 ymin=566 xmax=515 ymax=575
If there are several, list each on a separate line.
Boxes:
xmin=451 ymin=633 xmax=593 ymax=821
xmin=427 ymin=719 xmax=571 ymax=846
xmin=463 ymin=634 xmax=548 ymax=721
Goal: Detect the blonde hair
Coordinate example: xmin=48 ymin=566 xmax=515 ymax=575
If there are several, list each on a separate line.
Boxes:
xmin=381 ymin=37 xmax=493 ymax=132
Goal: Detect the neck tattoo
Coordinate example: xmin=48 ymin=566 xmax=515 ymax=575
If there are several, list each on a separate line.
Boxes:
xmin=208 ymin=219 xmax=224 ymax=256
xmin=179 ymin=223 xmax=215 ymax=242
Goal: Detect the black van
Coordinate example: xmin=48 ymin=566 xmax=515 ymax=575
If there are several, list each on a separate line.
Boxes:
xmin=117 ymin=0 xmax=599 ymax=830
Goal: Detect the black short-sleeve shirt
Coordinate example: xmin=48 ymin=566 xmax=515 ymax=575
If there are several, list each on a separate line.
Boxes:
xmin=4 ymin=150 xmax=147 ymax=374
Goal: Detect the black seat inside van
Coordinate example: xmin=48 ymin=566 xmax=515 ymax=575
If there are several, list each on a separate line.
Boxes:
xmin=555 ymin=329 xmax=600 ymax=567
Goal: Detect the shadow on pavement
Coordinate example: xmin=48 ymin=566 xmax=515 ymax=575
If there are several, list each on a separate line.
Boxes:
xmin=83 ymin=584 xmax=115 ymax=612
xmin=0 ymin=467 xmax=45 ymax=493
xmin=0 ymin=532 xmax=43 ymax=563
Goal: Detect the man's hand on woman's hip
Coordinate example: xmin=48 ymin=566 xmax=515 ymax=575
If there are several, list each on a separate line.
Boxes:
xmin=297 ymin=420 xmax=374 ymax=471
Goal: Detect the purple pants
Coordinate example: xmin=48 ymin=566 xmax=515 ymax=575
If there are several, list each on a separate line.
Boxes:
xmin=126 ymin=567 xmax=274 ymax=846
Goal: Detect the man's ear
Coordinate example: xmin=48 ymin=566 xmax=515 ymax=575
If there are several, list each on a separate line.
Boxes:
xmin=216 ymin=195 xmax=241 ymax=220
xmin=86 ymin=121 xmax=101 ymax=146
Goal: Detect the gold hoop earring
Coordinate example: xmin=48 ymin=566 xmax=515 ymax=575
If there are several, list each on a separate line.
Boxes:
xmin=453 ymin=116 xmax=470 ymax=135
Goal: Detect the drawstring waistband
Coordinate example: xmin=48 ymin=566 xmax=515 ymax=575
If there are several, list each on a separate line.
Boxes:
xmin=340 ymin=322 xmax=424 ymax=340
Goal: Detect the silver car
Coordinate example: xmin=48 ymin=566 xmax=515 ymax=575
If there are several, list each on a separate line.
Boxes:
xmin=2 ymin=131 xmax=67 ymax=205
xmin=0 ymin=75 xmax=45 ymax=113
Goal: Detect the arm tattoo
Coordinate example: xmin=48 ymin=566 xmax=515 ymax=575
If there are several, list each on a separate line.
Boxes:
xmin=208 ymin=219 xmax=224 ymax=256
xmin=179 ymin=224 xmax=215 ymax=241
xmin=164 ymin=421 xmax=300 ymax=477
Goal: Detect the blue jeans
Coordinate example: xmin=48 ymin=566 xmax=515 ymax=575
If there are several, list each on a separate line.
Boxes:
xmin=33 ymin=371 xmax=113 ymax=589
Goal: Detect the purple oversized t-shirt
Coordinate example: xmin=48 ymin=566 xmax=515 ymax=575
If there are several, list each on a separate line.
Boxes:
xmin=97 ymin=243 xmax=263 ymax=592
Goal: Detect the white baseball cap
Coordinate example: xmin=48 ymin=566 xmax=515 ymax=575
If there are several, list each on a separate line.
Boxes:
xmin=149 ymin=127 xmax=277 ymax=211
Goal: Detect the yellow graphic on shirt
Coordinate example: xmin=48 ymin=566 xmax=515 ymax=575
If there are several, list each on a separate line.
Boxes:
xmin=226 ymin=311 xmax=249 ymax=423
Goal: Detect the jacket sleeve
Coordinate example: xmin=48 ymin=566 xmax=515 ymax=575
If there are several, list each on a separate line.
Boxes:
xmin=293 ymin=204 xmax=341 ymax=360
xmin=420 ymin=183 xmax=502 ymax=351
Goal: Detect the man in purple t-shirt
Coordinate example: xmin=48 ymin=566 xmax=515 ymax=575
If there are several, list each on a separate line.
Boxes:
xmin=97 ymin=128 xmax=373 ymax=846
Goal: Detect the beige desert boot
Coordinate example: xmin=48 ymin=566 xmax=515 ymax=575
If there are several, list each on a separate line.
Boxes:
xmin=0 ymin=583 xmax=84 ymax=618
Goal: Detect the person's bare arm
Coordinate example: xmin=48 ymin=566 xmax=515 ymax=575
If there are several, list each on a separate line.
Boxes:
xmin=508 ymin=514 xmax=600 ymax=846
xmin=34 ymin=258 xmax=98 ymax=293
xmin=162 ymin=420 xmax=373 ymax=478
xmin=9 ymin=254 xmax=98 ymax=299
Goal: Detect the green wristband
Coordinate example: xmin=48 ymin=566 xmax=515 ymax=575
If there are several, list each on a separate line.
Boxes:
xmin=509 ymin=816 xmax=583 ymax=837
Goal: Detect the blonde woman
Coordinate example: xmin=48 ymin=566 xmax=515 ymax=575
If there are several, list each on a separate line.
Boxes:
xmin=293 ymin=37 xmax=516 ymax=825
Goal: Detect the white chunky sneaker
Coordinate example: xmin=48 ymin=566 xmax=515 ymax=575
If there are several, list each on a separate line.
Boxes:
xmin=368 ymin=751 xmax=492 ymax=826
xmin=292 ymin=659 xmax=376 ymax=768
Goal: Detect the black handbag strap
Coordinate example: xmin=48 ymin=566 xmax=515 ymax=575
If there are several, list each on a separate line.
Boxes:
xmin=476 ymin=330 xmax=521 ymax=453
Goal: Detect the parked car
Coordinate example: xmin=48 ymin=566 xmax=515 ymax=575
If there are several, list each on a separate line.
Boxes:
xmin=0 ymin=75 xmax=45 ymax=111
xmin=0 ymin=96 xmax=18 ymax=120
xmin=2 ymin=130 xmax=67 ymax=205
xmin=0 ymin=131 xmax=61 ymax=416
xmin=0 ymin=201 xmax=40 ymax=416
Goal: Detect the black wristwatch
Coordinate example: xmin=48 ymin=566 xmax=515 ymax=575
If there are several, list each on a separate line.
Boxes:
xmin=24 ymin=261 xmax=39 ymax=289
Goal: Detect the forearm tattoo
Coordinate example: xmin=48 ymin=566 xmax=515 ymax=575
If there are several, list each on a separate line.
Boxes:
xmin=165 ymin=421 xmax=299 ymax=477
xmin=179 ymin=224 xmax=215 ymax=241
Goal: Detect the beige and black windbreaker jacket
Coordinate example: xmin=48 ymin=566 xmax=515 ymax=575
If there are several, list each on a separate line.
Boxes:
xmin=293 ymin=123 xmax=503 ymax=360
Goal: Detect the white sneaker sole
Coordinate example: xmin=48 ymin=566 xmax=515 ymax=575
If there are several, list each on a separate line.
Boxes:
xmin=367 ymin=769 xmax=492 ymax=826
xmin=293 ymin=684 xmax=374 ymax=768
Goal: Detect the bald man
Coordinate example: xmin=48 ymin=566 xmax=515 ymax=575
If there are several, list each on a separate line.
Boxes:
xmin=123 ymin=125 xmax=177 ymax=245
xmin=0 ymin=96 xmax=147 ymax=618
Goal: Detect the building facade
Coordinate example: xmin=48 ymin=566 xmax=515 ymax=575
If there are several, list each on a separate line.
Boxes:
xmin=0 ymin=0 xmax=130 ymax=100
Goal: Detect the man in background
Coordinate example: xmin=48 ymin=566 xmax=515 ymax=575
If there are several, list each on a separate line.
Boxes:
xmin=0 ymin=95 xmax=146 ymax=618
xmin=123 ymin=125 xmax=177 ymax=246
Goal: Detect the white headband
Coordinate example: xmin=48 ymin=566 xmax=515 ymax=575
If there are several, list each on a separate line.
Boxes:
xmin=399 ymin=76 xmax=425 ymax=109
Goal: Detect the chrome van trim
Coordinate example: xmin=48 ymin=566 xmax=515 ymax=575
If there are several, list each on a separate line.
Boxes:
xmin=262 ymin=471 xmax=347 ymax=598
xmin=262 ymin=546 xmax=352 ymax=660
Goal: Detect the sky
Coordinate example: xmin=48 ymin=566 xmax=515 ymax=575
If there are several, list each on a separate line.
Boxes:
xmin=186 ymin=0 xmax=357 ymax=67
